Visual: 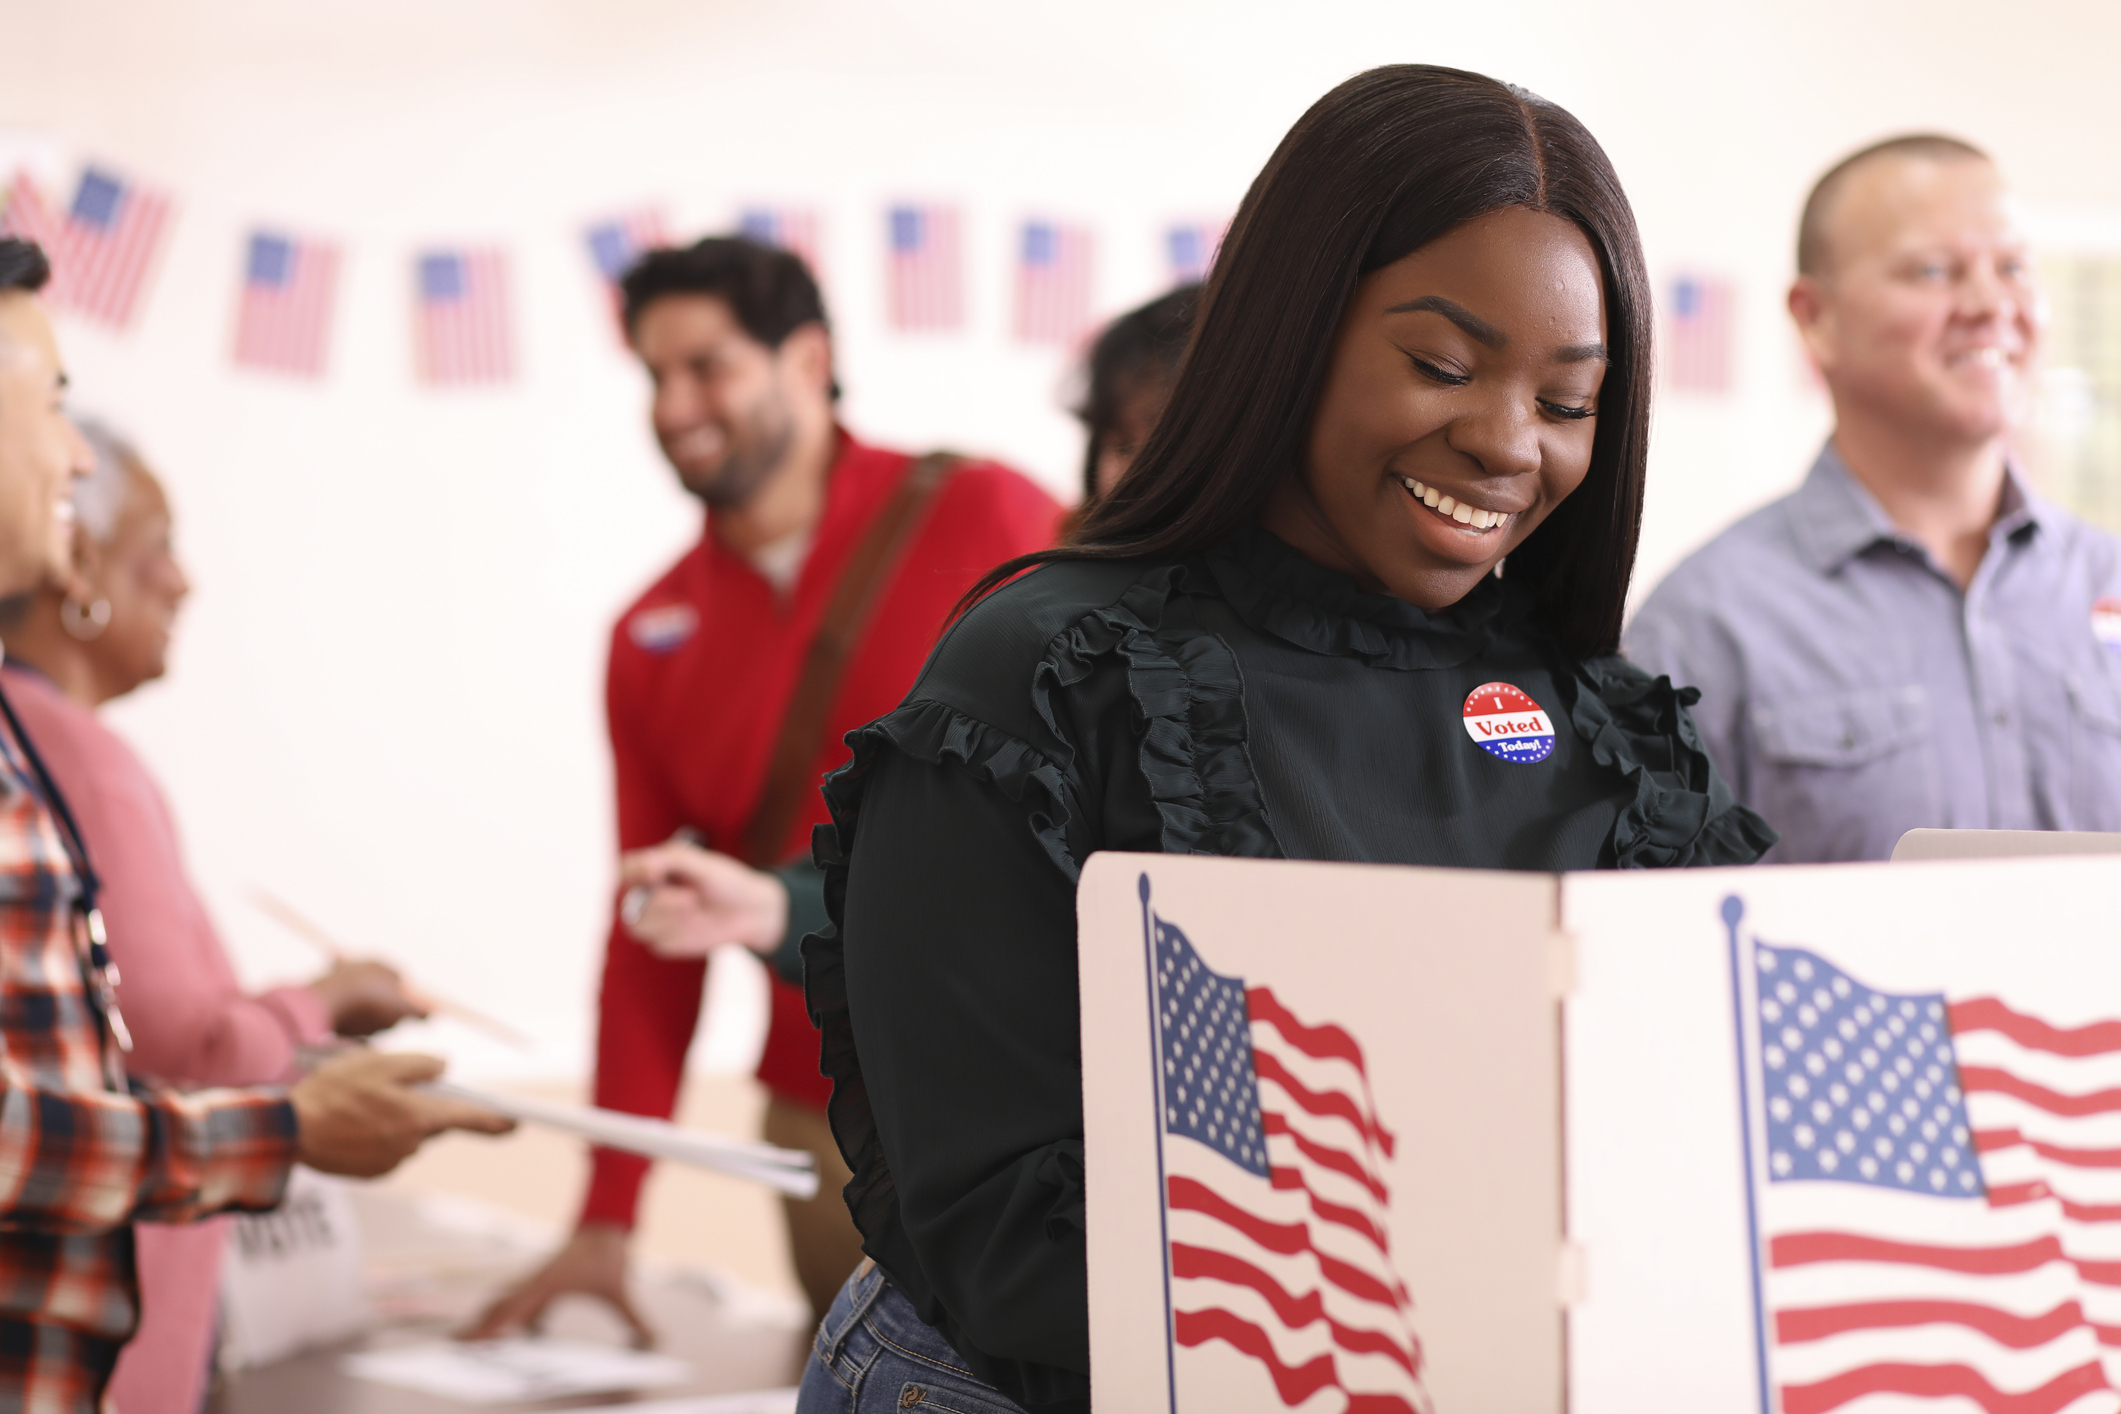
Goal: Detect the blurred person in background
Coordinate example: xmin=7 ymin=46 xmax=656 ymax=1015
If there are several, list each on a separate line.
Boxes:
xmin=0 ymin=421 xmax=428 ymax=1414
xmin=0 ymin=237 xmax=506 ymax=1414
xmin=470 ymin=237 xmax=1059 ymax=1341
xmin=1629 ymin=136 xmax=2121 ymax=862
xmin=1068 ymin=283 xmax=1198 ymax=523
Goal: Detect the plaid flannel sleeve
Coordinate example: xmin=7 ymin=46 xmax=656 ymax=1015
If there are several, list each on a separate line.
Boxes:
xmin=0 ymin=1063 xmax=296 ymax=1233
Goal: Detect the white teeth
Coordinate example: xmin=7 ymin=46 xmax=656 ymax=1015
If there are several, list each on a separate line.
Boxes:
xmin=1423 ymin=487 xmax=1442 ymax=509
xmin=1401 ymin=474 xmax=1509 ymax=531
xmin=1437 ymin=495 xmax=1457 ymax=516
xmin=1452 ymin=502 xmax=1474 ymax=524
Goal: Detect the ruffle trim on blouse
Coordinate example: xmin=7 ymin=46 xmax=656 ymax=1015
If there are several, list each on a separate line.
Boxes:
xmin=1554 ymin=655 xmax=1780 ymax=868
xmin=1199 ymin=522 xmax=1511 ymax=670
xmin=1032 ymin=567 xmax=1278 ymax=861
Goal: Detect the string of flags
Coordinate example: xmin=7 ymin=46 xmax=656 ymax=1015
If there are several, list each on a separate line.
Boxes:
xmin=0 ymin=158 xmax=1236 ymax=390
xmin=0 ymin=158 xmax=1751 ymax=396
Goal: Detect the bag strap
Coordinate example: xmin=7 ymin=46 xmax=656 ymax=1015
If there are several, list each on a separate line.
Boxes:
xmin=740 ymin=451 xmax=961 ymax=868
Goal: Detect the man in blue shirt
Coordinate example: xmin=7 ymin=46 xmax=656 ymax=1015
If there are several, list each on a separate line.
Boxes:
xmin=1629 ymin=136 xmax=2121 ymax=862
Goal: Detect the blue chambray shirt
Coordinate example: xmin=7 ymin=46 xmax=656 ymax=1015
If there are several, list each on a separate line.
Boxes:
xmin=1626 ymin=443 xmax=2121 ymax=863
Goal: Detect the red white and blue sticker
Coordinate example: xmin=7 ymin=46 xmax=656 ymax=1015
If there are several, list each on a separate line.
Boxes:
xmin=628 ymin=602 xmax=698 ymax=654
xmin=1462 ymin=682 xmax=1556 ymax=764
xmin=2094 ymin=597 xmax=2121 ymax=651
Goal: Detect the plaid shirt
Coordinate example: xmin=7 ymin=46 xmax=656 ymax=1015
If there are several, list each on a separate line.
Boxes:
xmin=0 ymin=705 xmax=296 ymax=1411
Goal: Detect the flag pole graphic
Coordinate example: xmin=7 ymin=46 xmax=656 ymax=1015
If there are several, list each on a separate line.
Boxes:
xmin=1722 ymin=894 xmax=1773 ymax=1414
xmin=1139 ymin=872 xmax=1180 ymax=1414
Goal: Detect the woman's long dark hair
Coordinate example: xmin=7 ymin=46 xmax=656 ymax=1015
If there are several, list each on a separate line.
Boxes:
xmin=968 ymin=64 xmax=1652 ymax=659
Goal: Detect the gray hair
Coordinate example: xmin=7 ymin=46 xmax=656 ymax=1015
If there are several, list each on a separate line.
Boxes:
xmin=71 ymin=418 xmax=139 ymax=545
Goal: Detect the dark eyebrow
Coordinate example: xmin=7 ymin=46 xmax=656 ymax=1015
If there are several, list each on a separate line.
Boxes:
xmin=1387 ymin=294 xmax=1610 ymax=364
xmin=1384 ymin=295 xmax=1504 ymax=348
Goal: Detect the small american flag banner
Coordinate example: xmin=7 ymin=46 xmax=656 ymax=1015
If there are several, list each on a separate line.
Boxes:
xmin=885 ymin=204 xmax=963 ymax=332
xmin=414 ymin=247 xmax=515 ymax=387
xmin=1165 ymin=220 xmax=1226 ymax=285
xmin=1151 ymin=900 xmax=1431 ymax=1413
xmin=1732 ymin=899 xmax=2121 ymax=1412
xmin=232 ymin=230 xmax=340 ymax=377
xmin=1013 ymin=220 xmax=1094 ymax=345
xmin=585 ymin=208 xmax=668 ymax=291
xmin=0 ymin=166 xmax=172 ymax=329
xmin=738 ymin=206 xmax=823 ymax=275
xmin=584 ymin=208 xmax=667 ymax=342
xmin=1665 ymin=273 xmax=1735 ymax=394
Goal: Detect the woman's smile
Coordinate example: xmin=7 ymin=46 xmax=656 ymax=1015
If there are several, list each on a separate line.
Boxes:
xmin=1395 ymin=475 xmax=1515 ymax=533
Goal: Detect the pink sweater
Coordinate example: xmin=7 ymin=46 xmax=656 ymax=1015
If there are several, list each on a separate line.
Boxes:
xmin=0 ymin=667 xmax=333 ymax=1414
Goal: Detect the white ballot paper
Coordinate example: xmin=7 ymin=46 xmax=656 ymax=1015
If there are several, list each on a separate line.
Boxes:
xmin=425 ymin=1082 xmax=819 ymax=1198
xmin=343 ymin=1338 xmax=690 ymax=1404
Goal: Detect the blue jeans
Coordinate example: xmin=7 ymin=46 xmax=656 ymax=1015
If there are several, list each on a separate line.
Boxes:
xmin=796 ymin=1261 xmax=1029 ymax=1414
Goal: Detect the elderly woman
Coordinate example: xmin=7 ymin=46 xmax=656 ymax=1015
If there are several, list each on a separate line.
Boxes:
xmin=0 ymin=424 xmax=423 ymax=1414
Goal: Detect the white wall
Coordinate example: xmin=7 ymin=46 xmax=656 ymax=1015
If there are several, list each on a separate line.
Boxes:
xmin=2 ymin=0 xmax=2116 ymax=1080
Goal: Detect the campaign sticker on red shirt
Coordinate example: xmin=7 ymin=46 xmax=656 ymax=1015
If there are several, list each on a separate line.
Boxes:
xmin=1463 ymin=682 xmax=1556 ymax=764
xmin=628 ymin=603 xmax=698 ymax=654
xmin=2095 ymin=597 xmax=2121 ymax=650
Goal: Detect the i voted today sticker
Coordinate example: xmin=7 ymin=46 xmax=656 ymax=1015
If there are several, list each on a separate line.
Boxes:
xmin=1462 ymin=682 xmax=1556 ymax=764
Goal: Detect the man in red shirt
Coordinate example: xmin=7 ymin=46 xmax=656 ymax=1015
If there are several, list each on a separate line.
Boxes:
xmin=471 ymin=237 xmax=1059 ymax=1335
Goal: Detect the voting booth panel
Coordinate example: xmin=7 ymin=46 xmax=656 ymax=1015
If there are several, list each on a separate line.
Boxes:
xmin=1080 ymin=851 xmax=2121 ymax=1413
xmin=1078 ymin=853 xmax=1568 ymax=1414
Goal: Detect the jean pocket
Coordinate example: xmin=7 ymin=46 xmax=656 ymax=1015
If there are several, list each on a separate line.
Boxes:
xmin=893 ymin=1379 xmax=1025 ymax=1414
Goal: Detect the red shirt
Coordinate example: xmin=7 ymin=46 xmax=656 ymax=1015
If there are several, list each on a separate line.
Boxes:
xmin=584 ymin=431 xmax=1060 ymax=1227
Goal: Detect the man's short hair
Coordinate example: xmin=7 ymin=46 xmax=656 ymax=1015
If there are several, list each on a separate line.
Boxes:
xmin=0 ymin=239 xmax=50 ymax=295
xmin=1797 ymin=134 xmax=1992 ymax=277
xmin=621 ymin=236 xmax=828 ymax=344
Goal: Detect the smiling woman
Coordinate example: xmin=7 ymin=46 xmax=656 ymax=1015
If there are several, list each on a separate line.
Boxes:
xmin=795 ymin=66 xmax=1777 ymax=1414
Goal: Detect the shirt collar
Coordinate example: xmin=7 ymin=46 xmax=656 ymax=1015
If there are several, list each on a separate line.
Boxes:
xmin=1790 ymin=440 xmax=2049 ymax=575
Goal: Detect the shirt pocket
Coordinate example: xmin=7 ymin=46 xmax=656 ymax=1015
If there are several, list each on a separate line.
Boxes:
xmin=1747 ymin=685 xmax=1938 ymax=861
xmin=2065 ymin=669 xmax=2121 ymax=830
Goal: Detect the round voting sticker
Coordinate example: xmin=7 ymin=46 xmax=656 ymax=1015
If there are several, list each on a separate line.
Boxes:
xmin=1462 ymin=682 xmax=1556 ymax=764
xmin=2095 ymin=597 xmax=2121 ymax=650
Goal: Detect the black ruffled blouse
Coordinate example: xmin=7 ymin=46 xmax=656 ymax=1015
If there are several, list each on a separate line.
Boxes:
xmin=804 ymin=526 xmax=1774 ymax=1413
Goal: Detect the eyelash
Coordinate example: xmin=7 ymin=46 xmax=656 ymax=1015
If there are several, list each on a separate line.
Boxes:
xmin=1407 ymin=356 xmax=1596 ymax=421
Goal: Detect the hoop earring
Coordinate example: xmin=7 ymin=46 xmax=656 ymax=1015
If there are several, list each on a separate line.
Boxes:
xmin=60 ymin=597 xmax=110 ymax=642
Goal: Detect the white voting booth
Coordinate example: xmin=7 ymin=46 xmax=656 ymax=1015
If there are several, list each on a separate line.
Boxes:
xmin=1078 ymin=850 xmax=2121 ymax=1412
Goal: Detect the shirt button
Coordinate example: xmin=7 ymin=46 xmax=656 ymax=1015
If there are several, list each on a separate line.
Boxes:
xmin=1992 ymin=710 xmax=2009 ymax=726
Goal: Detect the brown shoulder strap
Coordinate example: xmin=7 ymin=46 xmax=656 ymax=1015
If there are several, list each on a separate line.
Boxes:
xmin=740 ymin=451 xmax=961 ymax=868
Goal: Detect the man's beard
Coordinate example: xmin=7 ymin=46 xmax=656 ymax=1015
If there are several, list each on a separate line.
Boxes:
xmin=678 ymin=394 xmax=799 ymax=510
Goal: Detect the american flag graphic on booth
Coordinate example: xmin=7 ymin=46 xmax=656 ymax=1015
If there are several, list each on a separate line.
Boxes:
xmin=1014 ymin=220 xmax=1093 ymax=345
xmin=738 ymin=206 xmax=823 ymax=275
xmin=1664 ymin=273 xmax=1735 ymax=394
xmin=1151 ymin=902 xmax=1432 ymax=1413
xmin=232 ymin=230 xmax=340 ymax=377
xmin=1165 ymin=220 xmax=1226 ymax=285
xmin=414 ymin=247 xmax=515 ymax=387
xmin=1734 ymin=901 xmax=2121 ymax=1412
xmin=0 ymin=166 xmax=172 ymax=329
xmin=885 ymin=204 xmax=963 ymax=332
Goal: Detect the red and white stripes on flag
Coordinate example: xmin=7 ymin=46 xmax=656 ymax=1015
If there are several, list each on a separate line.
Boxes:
xmin=1153 ymin=913 xmax=1430 ymax=1412
xmin=1663 ymin=273 xmax=1736 ymax=394
xmin=232 ymin=231 xmax=340 ymax=377
xmin=1013 ymin=220 xmax=1094 ymax=345
xmin=0 ymin=167 xmax=172 ymax=329
xmin=885 ymin=204 xmax=964 ymax=332
xmin=1744 ymin=940 xmax=2121 ymax=1413
xmin=414 ymin=247 xmax=516 ymax=387
xmin=739 ymin=206 xmax=824 ymax=277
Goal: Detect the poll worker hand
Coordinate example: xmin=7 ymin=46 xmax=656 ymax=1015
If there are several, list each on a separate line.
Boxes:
xmin=460 ymin=1221 xmax=654 ymax=1347
xmin=618 ymin=842 xmax=786 ymax=960
xmin=289 ymin=1050 xmax=514 ymax=1179
xmin=309 ymin=959 xmax=430 ymax=1038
